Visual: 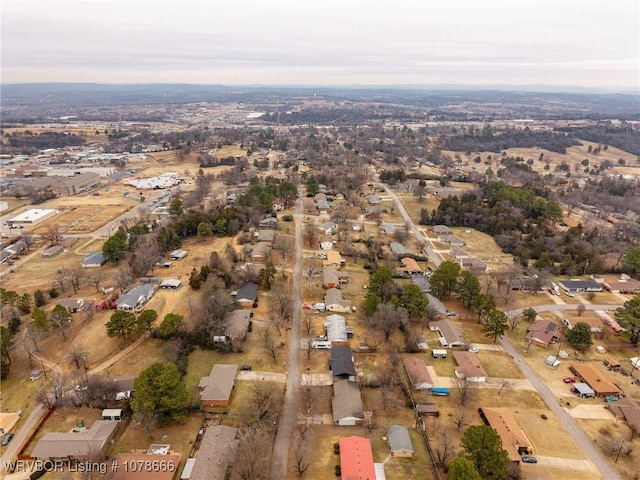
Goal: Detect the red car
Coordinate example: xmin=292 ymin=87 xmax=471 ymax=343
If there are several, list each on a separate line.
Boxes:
xmin=301 ymin=304 xmax=311 ymax=310
xmin=563 ymin=377 xmax=576 ymax=383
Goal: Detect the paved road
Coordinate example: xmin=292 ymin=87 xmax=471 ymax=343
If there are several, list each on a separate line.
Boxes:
xmin=505 ymin=304 xmax=620 ymax=316
xmin=499 ymin=337 xmax=621 ymax=480
xmin=377 ymin=181 xmax=444 ymax=266
xmin=269 ymin=185 xmax=304 ymax=479
xmin=0 ymin=404 xmax=46 ymax=473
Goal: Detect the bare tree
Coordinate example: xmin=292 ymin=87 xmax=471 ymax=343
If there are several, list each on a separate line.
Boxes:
xmin=300 ymin=376 xmax=320 ymax=414
xmin=269 ymin=281 xmax=292 ymax=333
xmin=601 ymin=434 xmax=627 ymax=463
xmin=453 ymin=376 xmax=476 ymax=406
xmin=302 ymin=312 xmax=313 ymax=337
xmin=451 ymin=408 xmax=470 ymax=430
xmin=363 ymin=410 xmax=378 ymax=434
xmin=576 ymin=303 xmax=586 ymax=317
xmin=68 ymin=267 xmax=84 ymax=294
xmin=91 ymin=271 xmax=103 ymax=293
xmin=234 ymin=426 xmax=269 ymax=480
xmin=498 ymin=379 xmax=512 ymax=395
xmin=302 ymin=258 xmax=316 ymax=295
xmin=292 ymin=429 xmax=313 ymax=478
xmin=304 ymin=221 xmax=318 ymax=248
xmin=506 ymin=311 xmax=523 ymax=331
xmin=260 ymin=327 xmax=279 ymax=365
xmin=273 ymin=235 xmax=294 ymax=275
xmin=114 ymin=267 xmax=133 ymax=293
xmin=434 ymin=432 xmax=455 ymax=469
xmin=129 ymin=236 xmax=161 ymax=277
xmin=42 ymin=224 xmax=64 ymax=246
xmin=54 ymin=268 xmax=68 ymax=293
xmin=67 ymin=344 xmax=89 ymax=370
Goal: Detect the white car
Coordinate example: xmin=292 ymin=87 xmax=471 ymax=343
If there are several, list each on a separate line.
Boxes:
xmin=468 ymin=346 xmax=479 ymax=353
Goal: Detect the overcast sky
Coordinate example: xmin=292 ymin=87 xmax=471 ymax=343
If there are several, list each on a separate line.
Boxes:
xmin=2 ymin=0 xmax=638 ymax=91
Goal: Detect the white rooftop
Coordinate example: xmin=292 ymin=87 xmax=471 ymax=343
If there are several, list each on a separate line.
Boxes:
xmin=9 ymin=208 xmax=56 ymax=223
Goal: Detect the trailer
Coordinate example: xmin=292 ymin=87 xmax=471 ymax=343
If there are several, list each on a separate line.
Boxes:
xmin=428 ymin=387 xmax=450 ymax=396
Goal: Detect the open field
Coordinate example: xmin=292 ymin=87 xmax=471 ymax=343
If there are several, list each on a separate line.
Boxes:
xmin=31 ymin=203 xmax=133 ymax=235
xmin=443 ymin=141 xmax=639 ymax=178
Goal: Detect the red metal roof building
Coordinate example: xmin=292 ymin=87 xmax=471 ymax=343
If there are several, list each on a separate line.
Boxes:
xmin=339 ymin=436 xmax=376 ymax=480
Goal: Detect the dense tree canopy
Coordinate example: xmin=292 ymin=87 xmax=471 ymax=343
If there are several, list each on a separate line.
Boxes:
xmin=621 ymin=247 xmax=640 ymax=278
xmin=105 ymin=310 xmax=137 ymax=340
xmin=460 ymin=425 xmax=509 ymax=480
xmin=448 ymin=456 xmax=481 ymax=480
xmin=132 ymin=362 xmax=190 ymax=420
xmin=102 ymin=229 xmax=128 ymax=264
xmin=429 ymin=261 xmax=461 ymax=300
xmin=482 ymin=310 xmax=509 ymax=342
xmin=615 ymin=295 xmax=640 ymax=346
xmin=565 ymin=322 xmax=594 ymax=351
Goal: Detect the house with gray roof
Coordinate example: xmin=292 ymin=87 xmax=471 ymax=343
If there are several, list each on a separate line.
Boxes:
xmin=31 ymin=420 xmax=119 ymax=460
xmin=332 ymin=379 xmax=364 ymax=426
xmin=116 ymin=284 xmax=155 ymax=312
xmin=390 ymin=242 xmax=410 ymax=257
xmin=559 ymin=279 xmax=603 ymax=293
xmin=235 ymin=282 xmax=258 ymax=308
xmin=387 ymin=425 xmax=414 ymax=457
xmin=324 ymin=314 xmax=348 ymax=346
xmin=429 ymin=320 xmax=465 ymax=348
xmin=82 ymin=252 xmax=106 ymax=267
xmin=325 ymin=288 xmax=352 ymax=313
xmin=330 ymin=346 xmax=356 ymax=379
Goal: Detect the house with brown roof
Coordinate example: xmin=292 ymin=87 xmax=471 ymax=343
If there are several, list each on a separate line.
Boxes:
xmin=526 ymin=319 xmax=561 ymax=348
xmin=569 ymin=362 xmax=620 ymax=397
xmin=224 ymin=310 xmax=251 ymax=341
xmin=479 ymin=407 xmax=534 ymax=463
xmin=31 ymin=420 xmax=119 ymax=460
xmin=189 ymin=425 xmax=239 ymax=480
xmin=323 ymin=268 xmax=340 ymax=289
xmin=113 ymin=451 xmax=182 ymax=480
xmin=198 ymin=364 xmax=238 ymax=408
xmin=325 ymin=288 xmax=352 ymax=313
xmin=603 ymin=279 xmax=640 ymax=295
xmin=400 ymin=257 xmax=422 ymax=275
xmin=404 ymin=357 xmax=433 ymax=390
xmin=248 ymin=242 xmax=271 ymax=264
xmin=452 ymin=351 xmax=487 ymax=382
xmin=606 ymin=397 xmax=640 ymax=436
xmin=562 ymin=316 xmax=603 ymax=334
xmin=323 ymin=250 xmax=342 ymax=269
xmin=339 ymin=436 xmax=376 ymax=479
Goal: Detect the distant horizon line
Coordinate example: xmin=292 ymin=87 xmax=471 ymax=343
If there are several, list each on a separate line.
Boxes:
xmin=2 ymin=81 xmax=638 ymax=95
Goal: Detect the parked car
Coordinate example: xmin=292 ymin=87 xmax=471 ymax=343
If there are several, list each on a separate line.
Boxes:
xmin=301 ymin=304 xmax=311 ymax=310
xmin=468 ymin=346 xmax=479 ymax=353
xmin=563 ymin=377 xmax=576 ymax=383
xmin=604 ymin=396 xmax=618 ymax=403
xmin=521 ymin=455 xmax=537 ymax=464
xmin=240 ymin=365 xmax=252 ymax=371
xmin=1 ymin=432 xmax=14 ymax=446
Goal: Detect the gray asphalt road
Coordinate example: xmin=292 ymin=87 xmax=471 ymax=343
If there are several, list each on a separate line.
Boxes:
xmin=269 ymin=185 xmax=304 ymax=479
xmin=499 ymin=337 xmax=621 ymax=480
xmin=0 ymin=404 xmax=46 ymax=473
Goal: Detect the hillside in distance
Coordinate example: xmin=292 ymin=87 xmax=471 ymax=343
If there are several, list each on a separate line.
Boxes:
xmin=1 ymin=83 xmax=639 ymax=121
